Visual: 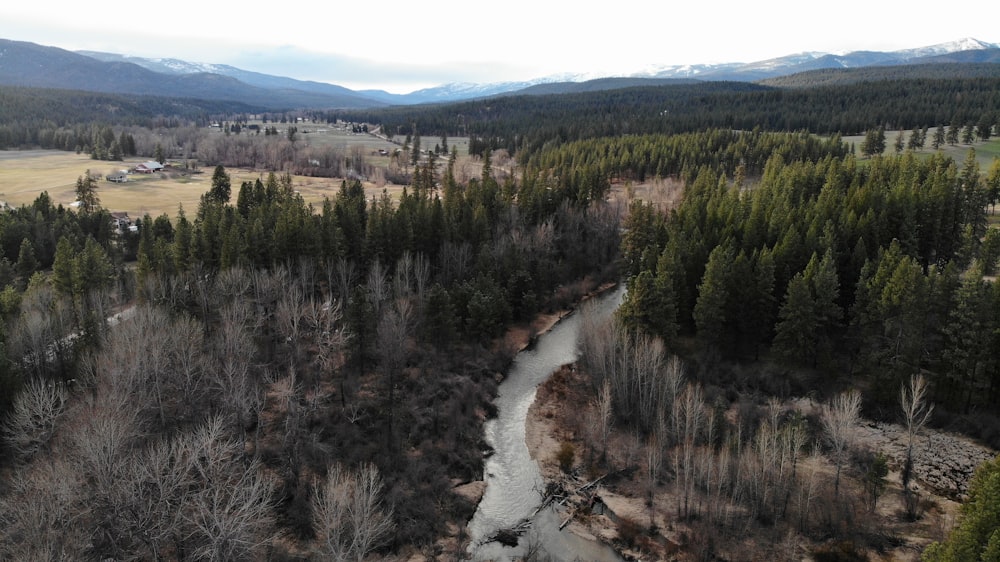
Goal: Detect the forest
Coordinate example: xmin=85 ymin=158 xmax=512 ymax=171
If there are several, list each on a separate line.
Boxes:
xmin=2 ymin=65 xmax=1000 ymax=560
xmin=335 ymin=74 xmax=1000 ymax=158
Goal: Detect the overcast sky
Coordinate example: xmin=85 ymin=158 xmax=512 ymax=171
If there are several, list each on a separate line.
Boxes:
xmin=1 ymin=0 xmax=997 ymax=93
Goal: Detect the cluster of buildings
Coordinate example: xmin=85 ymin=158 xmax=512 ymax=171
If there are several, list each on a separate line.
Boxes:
xmin=105 ymin=161 xmax=166 ymax=183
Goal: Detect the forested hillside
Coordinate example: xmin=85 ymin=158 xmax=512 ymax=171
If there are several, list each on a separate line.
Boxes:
xmin=340 ymin=75 xmax=1000 ymax=159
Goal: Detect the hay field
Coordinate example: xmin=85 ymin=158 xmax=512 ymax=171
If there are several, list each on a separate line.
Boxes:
xmin=0 ymin=150 xmax=399 ymax=220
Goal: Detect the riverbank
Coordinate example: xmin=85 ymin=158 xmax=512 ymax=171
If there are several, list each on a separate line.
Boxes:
xmin=526 ymin=365 xmax=998 ymax=561
xmin=526 ymin=365 xmax=641 ymax=559
xmin=450 ymin=280 xmax=619 ymax=505
xmin=461 ymin=281 xmax=625 ymax=561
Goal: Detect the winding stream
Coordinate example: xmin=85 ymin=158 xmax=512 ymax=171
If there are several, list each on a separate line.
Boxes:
xmin=467 ymin=286 xmax=626 ymax=561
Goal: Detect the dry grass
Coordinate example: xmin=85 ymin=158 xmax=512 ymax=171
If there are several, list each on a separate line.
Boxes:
xmin=0 ymin=150 xmax=403 ymax=220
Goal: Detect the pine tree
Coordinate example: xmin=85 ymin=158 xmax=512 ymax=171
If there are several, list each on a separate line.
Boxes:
xmin=962 ymin=123 xmax=976 ymax=144
xmin=923 ymin=455 xmax=1000 ymax=562
xmin=52 ymin=236 xmax=75 ymax=297
xmin=907 ymin=127 xmax=923 ymax=151
xmin=74 ymin=170 xmax=100 ymax=213
xmin=72 ymin=238 xmax=113 ymax=299
xmin=693 ymin=243 xmax=733 ymax=351
xmin=208 ymin=165 xmax=232 ymax=204
xmin=14 ymin=238 xmax=38 ymax=290
xmin=772 ymin=272 xmax=817 ymax=366
xmin=173 ymin=207 xmax=193 ymax=273
xmin=946 ymin=124 xmax=960 ymax=145
xmin=805 ymin=250 xmax=842 ymax=367
xmin=860 ymin=126 xmax=886 ymax=157
xmin=933 ymin=125 xmax=945 ymax=150
xmin=941 ymin=273 xmax=993 ymax=412
xmin=617 ymin=269 xmax=677 ymax=343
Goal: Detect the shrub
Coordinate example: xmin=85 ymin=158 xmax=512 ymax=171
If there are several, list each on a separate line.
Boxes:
xmin=813 ymin=540 xmax=867 ymax=562
xmin=556 ymin=441 xmax=575 ymax=473
xmin=617 ymin=516 xmax=644 ymax=549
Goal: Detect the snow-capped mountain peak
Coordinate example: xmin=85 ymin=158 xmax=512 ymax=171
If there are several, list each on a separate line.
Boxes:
xmin=892 ymin=37 xmax=999 ymax=59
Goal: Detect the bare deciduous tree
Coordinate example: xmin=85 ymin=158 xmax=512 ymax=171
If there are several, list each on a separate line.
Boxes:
xmin=0 ymin=458 xmax=87 ymax=560
xmin=184 ymin=417 xmax=277 ymax=562
xmin=275 ymin=282 xmax=305 ymax=344
xmin=367 ymin=258 xmax=390 ymax=319
xmin=377 ymin=298 xmax=413 ymax=449
xmin=900 ymin=373 xmax=933 ymax=517
xmin=312 ymin=463 xmax=394 ymax=562
xmin=393 ymin=251 xmax=414 ymax=298
xmin=675 ymin=383 xmax=705 ymax=518
xmin=335 ymin=258 xmax=356 ymax=303
xmin=593 ymin=378 xmax=614 ymax=465
xmin=216 ymin=300 xmax=261 ymax=443
xmin=11 ymin=306 xmax=53 ymax=377
xmin=1 ymin=377 xmax=68 ymax=462
xmin=820 ymin=390 xmax=861 ymax=498
xmin=413 ymin=252 xmax=430 ymax=304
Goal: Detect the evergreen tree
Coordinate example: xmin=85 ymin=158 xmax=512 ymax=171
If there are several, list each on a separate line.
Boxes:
xmin=805 ymin=249 xmax=842 ymax=367
xmin=14 ymin=238 xmax=38 ymax=290
xmin=52 ymin=236 xmax=76 ymax=297
xmin=693 ymin=242 xmax=733 ymax=351
xmin=906 ymin=127 xmax=923 ymax=151
xmin=617 ymin=269 xmax=677 ymax=343
xmin=977 ymin=114 xmax=994 ymax=141
xmin=923 ymin=455 xmax=1000 ymax=562
xmin=860 ymin=126 xmax=886 ymax=157
xmin=940 ymin=273 xmax=993 ymax=412
xmin=410 ymin=130 xmax=420 ymax=166
xmin=74 ymin=170 xmax=100 ymax=213
xmin=745 ymin=247 xmax=777 ymax=360
xmin=962 ymin=123 xmax=976 ymax=144
xmin=72 ymin=237 xmax=113 ymax=298
xmin=208 ymin=165 xmax=232 ymax=204
xmin=932 ymin=125 xmax=945 ymax=150
xmin=947 ymin=124 xmax=960 ymax=146
xmin=987 ymin=157 xmax=1000 ymax=215
xmin=421 ymin=283 xmax=456 ymax=348
xmin=173 ymin=207 xmax=193 ymax=273
xmin=772 ymin=272 xmax=818 ymax=366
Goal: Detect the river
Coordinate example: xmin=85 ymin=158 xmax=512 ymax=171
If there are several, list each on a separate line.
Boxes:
xmin=466 ymin=285 xmax=626 ymax=561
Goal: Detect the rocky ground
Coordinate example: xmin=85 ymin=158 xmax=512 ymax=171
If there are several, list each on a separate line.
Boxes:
xmin=860 ymin=420 xmax=994 ymax=500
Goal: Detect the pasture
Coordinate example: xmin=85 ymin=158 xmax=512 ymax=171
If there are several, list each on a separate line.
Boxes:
xmin=0 ymin=124 xmax=469 ymax=219
xmin=842 ymin=132 xmax=1000 ymax=169
xmin=0 ymin=149 xmax=401 ymax=220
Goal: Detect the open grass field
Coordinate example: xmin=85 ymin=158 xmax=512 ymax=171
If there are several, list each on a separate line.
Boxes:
xmin=842 ymin=132 xmax=1000 ymax=169
xmin=0 ymin=149 xmax=404 ymax=220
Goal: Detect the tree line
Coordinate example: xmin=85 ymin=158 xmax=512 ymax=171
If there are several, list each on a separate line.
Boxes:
xmin=337 ymin=75 xmax=1000 ymax=160
xmin=0 ymin=85 xmax=259 ymax=150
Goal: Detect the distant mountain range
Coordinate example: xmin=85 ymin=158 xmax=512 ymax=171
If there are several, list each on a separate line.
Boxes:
xmin=0 ymin=37 xmax=998 ymax=110
xmin=632 ymin=38 xmax=1000 ymax=81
